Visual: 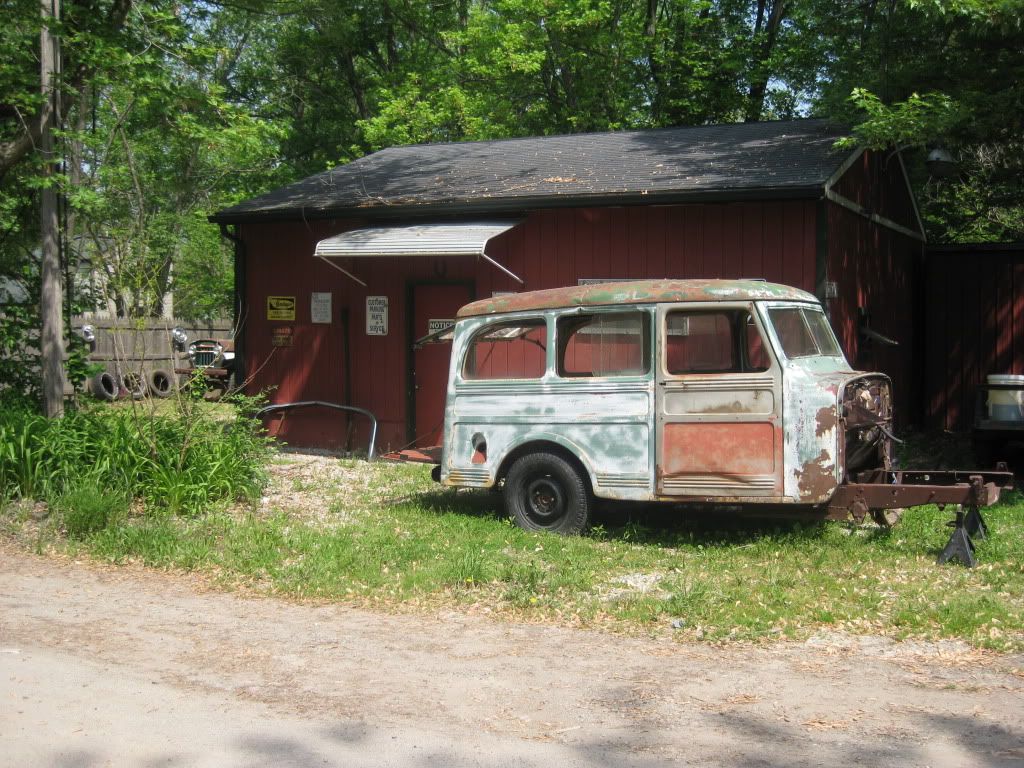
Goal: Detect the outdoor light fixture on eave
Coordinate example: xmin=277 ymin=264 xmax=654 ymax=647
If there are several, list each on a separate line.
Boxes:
xmin=926 ymin=147 xmax=959 ymax=179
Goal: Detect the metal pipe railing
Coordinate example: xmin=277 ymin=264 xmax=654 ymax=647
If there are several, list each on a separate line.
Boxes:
xmin=255 ymin=401 xmax=378 ymax=460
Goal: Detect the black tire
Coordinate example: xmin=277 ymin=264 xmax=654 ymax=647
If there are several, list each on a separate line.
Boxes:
xmin=120 ymin=371 xmax=147 ymax=400
xmin=89 ymin=371 xmax=119 ymax=401
xmin=148 ymin=369 xmax=175 ymax=398
xmin=504 ymin=452 xmax=590 ymax=535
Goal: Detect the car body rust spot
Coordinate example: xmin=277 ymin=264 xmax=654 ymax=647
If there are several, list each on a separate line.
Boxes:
xmin=815 ymin=405 xmax=838 ymax=437
xmin=796 ymin=449 xmax=836 ymax=500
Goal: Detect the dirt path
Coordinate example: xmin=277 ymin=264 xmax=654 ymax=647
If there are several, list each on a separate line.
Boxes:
xmin=2 ymin=542 xmax=1023 ymax=767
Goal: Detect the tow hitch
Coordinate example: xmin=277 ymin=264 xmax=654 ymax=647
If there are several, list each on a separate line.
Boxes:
xmin=828 ymin=465 xmax=1014 ymax=567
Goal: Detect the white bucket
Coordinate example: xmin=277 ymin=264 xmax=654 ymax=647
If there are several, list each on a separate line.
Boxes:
xmin=987 ymin=374 xmax=1024 ymax=421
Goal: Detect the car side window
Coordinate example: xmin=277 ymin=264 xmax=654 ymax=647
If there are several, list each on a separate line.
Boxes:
xmin=461 ymin=319 xmax=547 ymax=380
xmin=557 ymin=311 xmax=650 ymax=377
xmin=665 ymin=310 xmax=771 ymax=375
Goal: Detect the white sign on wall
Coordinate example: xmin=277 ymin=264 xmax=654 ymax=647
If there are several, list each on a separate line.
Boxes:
xmin=311 ymin=292 xmax=332 ymax=324
xmin=427 ymin=318 xmax=455 ymax=335
xmin=366 ymin=296 xmax=389 ymax=336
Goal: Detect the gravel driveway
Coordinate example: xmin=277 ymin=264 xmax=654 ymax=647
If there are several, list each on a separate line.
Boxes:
xmin=2 ymin=542 xmax=1023 ymax=767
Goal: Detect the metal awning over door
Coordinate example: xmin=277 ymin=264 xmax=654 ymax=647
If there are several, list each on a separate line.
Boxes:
xmin=314 ymin=221 xmax=523 ymax=286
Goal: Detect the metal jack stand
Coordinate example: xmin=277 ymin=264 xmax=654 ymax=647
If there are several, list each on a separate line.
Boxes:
xmin=964 ymin=505 xmax=989 ymax=541
xmin=937 ymin=505 xmax=978 ymax=567
xmin=937 ymin=476 xmax=991 ymax=568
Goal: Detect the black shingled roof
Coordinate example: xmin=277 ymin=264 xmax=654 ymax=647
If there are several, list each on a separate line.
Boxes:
xmin=211 ymin=119 xmax=851 ymax=223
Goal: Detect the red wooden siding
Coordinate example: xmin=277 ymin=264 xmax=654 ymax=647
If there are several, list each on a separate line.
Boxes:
xmin=831 ymin=149 xmax=920 ymax=234
xmin=924 ymin=245 xmax=1024 ymax=431
xmin=826 ymin=147 xmax=925 ymax=426
xmin=826 ymin=202 xmax=922 ymax=423
xmin=240 ymin=200 xmax=820 ymax=450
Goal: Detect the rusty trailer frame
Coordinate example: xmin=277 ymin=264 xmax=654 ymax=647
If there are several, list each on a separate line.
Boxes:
xmin=827 ymin=467 xmax=1013 ymax=567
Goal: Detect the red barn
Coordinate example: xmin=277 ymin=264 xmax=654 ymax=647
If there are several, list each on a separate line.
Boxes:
xmin=210 ymin=119 xmax=925 ymax=451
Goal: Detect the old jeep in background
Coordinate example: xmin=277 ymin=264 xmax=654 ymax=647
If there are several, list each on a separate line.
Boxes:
xmin=172 ymin=326 xmax=236 ymax=401
xmin=396 ymin=279 xmax=1012 ymax=566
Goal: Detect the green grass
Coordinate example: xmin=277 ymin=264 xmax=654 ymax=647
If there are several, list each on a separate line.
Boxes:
xmin=10 ymin=455 xmax=1022 ymax=652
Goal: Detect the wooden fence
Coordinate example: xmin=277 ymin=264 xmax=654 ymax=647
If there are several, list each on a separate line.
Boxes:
xmin=73 ymin=316 xmax=233 ymax=377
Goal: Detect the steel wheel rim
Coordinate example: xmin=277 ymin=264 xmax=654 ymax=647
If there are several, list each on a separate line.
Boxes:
xmin=525 ymin=476 xmax=566 ymax=524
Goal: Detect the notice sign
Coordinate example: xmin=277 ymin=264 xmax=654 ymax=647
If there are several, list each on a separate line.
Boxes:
xmin=267 ymin=295 xmax=296 ymax=321
xmin=427 ymin=318 xmax=455 ymax=335
xmin=366 ymin=296 xmax=388 ymax=336
xmin=311 ymin=292 xmax=332 ymax=324
xmin=271 ymin=326 xmax=293 ymax=347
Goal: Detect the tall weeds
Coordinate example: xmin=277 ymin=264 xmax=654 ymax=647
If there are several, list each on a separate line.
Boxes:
xmin=0 ymin=403 xmax=269 ymax=516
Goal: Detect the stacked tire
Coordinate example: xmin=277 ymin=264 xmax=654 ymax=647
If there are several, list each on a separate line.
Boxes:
xmin=119 ymin=372 xmax=147 ymax=400
xmin=89 ymin=371 xmax=119 ymax=401
xmin=147 ymin=369 xmax=174 ymax=398
xmin=88 ymin=369 xmax=177 ymax=401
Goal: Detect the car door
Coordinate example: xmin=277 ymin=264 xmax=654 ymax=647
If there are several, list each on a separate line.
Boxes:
xmin=654 ymin=302 xmax=784 ymax=500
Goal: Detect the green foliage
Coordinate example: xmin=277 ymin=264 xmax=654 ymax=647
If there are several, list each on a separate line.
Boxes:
xmin=171 ymin=212 xmax=234 ymax=323
xmin=2 ymin=0 xmax=284 ymax=325
xmin=0 ymin=403 xmax=270 ymax=517
xmin=58 ymin=2 xmax=285 ymax=318
xmin=840 ymin=89 xmax=961 ymax=150
xmin=57 ymin=484 xmax=130 ymax=539
xmin=2 ymin=0 xmax=1023 ymax=356
xmin=0 ymin=259 xmax=98 ymax=408
xmin=817 ymin=0 xmax=1024 ymax=241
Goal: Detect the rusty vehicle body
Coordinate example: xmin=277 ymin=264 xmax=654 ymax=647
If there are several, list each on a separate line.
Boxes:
xmin=402 ymin=279 xmax=1009 ymax=564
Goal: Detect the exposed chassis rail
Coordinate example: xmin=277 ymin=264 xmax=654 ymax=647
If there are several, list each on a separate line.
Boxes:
xmin=255 ymin=401 xmax=378 ymax=460
xmin=828 ymin=469 xmax=1012 ymax=517
xmin=828 ymin=468 xmax=1014 ymax=567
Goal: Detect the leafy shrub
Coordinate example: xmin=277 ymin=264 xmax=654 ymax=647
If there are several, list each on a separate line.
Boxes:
xmin=0 ymin=404 xmax=270 ymax=516
xmin=58 ymin=485 xmax=130 ymax=539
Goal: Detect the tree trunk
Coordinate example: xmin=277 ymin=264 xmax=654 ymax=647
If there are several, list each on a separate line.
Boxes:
xmin=745 ymin=0 xmax=786 ymax=122
xmin=40 ymin=0 xmax=66 ymax=418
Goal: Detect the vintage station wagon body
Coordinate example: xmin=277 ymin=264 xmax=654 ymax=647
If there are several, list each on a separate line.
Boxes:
xmin=431 ymin=279 xmax=905 ymax=532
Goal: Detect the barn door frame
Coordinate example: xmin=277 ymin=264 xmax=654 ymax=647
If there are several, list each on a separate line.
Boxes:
xmin=404 ymin=278 xmax=476 ymax=443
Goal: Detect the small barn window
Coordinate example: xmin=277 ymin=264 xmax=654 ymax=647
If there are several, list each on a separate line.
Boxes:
xmin=462 ymin=319 xmax=547 ymax=380
xmin=557 ymin=311 xmax=650 ymax=377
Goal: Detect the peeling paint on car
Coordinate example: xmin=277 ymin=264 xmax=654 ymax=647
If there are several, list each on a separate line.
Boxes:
xmin=421 ymin=278 xmax=1012 ymax=532
xmin=795 ymin=449 xmax=838 ymax=501
xmin=457 ymin=279 xmax=818 ymax=318
xmin=815 ymin=406 xmax=838 ymax=437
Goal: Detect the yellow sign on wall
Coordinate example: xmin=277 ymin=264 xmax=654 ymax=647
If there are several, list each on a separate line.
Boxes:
xmin=267 ymin=296 xmax=296 ymax=321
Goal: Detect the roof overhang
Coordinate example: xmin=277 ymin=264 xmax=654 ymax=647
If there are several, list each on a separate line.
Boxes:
xmin=314 ymin=221 xmax=523 ymax=287
xmin=211 ymin=185 xmax=826 ymax=225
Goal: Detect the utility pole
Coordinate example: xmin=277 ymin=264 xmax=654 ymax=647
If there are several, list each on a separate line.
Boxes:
xmin=40 ymin=0 xmax=66 ymax=418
